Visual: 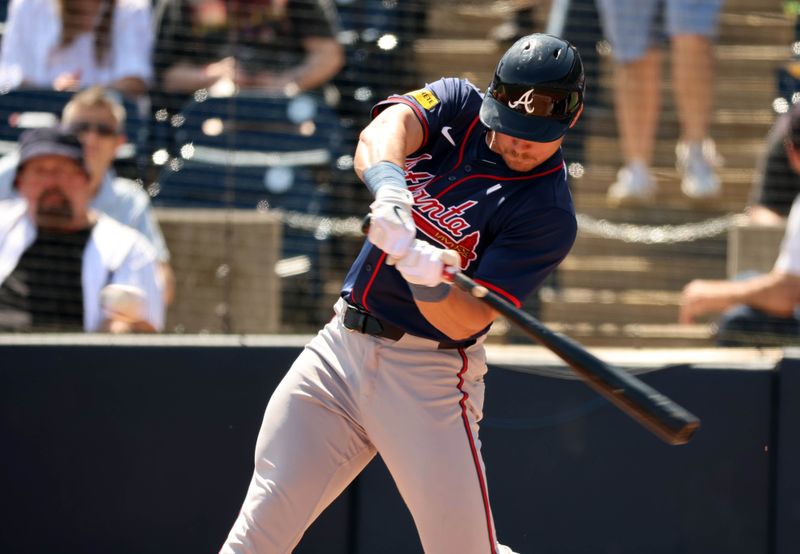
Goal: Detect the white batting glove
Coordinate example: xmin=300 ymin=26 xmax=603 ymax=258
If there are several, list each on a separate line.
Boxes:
xmin=394 ymin=239 xmax=461 ymax=287
xmin=368 ymin=186 xmax=416 ymax=258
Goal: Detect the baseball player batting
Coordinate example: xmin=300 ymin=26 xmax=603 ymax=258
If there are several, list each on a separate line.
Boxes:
xmin=220 ymin=33 xmax=585 ymax=554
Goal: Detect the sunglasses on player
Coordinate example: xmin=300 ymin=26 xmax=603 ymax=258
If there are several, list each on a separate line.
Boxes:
xmin=488 ymin=82 xmax=582 ymax=121
xmin=67 ymin=121 xmax=120 ymax=137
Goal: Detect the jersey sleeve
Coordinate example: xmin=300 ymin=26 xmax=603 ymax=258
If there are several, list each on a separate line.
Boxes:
xmin=371 ymin=78 xmax=481 ymax=151
xmin=471 ymin=206 xmax=577 ymax=308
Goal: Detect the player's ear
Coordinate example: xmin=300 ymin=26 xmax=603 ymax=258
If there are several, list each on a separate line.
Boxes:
xmin=568 ymin=104 xmax=584 ymax=129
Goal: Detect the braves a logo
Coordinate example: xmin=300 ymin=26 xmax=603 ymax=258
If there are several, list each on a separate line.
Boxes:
xmin=508 ymin=88 xmax=538 ymax=114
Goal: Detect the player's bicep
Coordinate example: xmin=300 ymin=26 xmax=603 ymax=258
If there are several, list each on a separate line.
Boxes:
xmin=355 ymin=104 xmax=424 ymax=176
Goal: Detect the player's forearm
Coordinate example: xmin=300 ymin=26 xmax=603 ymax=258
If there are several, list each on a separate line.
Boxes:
xmin=414 ymin=286 xmax=497 ymax=341
xmin=681 ymin=272 xmax=800 ymax=323
xmin=161 ymin=63 xmax=217 ymax=94
xmin=109 ymin=76 xmax=148 ymax=97
xmin=738 ymin=272 xmax=800 ymax=316
xmin=289 ymin=38 xmax=344 ymax=91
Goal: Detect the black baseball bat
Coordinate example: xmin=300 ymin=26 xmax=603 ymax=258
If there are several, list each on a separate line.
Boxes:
xmin=448 ymin=270 xmax=700 ymax=446
xmin=362 ymin=215 xmax=700 ymax=445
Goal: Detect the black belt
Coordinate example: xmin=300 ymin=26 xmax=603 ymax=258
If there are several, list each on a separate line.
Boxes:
xmin=342 ymin=302 xmax=475 ymax=350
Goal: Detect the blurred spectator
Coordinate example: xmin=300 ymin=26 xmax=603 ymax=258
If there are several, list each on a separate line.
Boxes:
xmin=679 ymin=192 xmax=800 ymax=346
xmin=679 ymin=102 xmax=800 ymax=346
xmin=0 ymin=87 xmax=175 ymax=304
xmin=0 ymin=0 xmax=153 ymax=97
xmin=153 ymin=0 xmax=344 ymax=103
xmin=747 ymin=6 xmax=800 ymax=226
xmin=598 ymin=0 xmax=725 ymax=206
xmin=0 ymin=127 xmax=164 ymax=333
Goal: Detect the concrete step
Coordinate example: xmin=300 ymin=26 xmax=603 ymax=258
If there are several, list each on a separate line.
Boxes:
xmin=717 ymin=12 xmax=795 ymax=45
xmin=584 ymin=101 xmax=779 ymax=139
xmin=574 ymin=203 xmax=744 ymax=224
xmin=569 ymin=165 xmax=754 ymax=212
xmin=715 ymin=44 xmax=793 ymax=78
xmin=583 ymin=134 xmax=768 ymax=170
xmin=724 ymin=0 xmax=789 ymax=11
xmin=424 ymin=1 xmax=517 ymax=40
xmin=540 ymin=286 xmax=683 ymax=324
xmin=535 ymin=322 xmax=715 ymax=348
xmin=413 ymin=38 xmax=500 ymax=90
xmin=489 ymin=319 xmax=715 ymax=347
xmin=595 ymin=43 xmax=790 ymax=82
xmin=555 ymin=254 xmax=726 ymax=291
xmin=568 ymin=230 xmax=728 ymax=259
xmin=486 ymin=313 xmax=715 ymax=348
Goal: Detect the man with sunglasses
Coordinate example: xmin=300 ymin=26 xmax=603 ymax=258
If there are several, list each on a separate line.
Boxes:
xmin=0 ymin=87 xmax=174 ymax=304
xmin=221 ymin=34 xmax=583 ymax=554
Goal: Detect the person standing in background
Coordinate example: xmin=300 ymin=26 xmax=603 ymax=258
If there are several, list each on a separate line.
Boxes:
xmin=598 ymin=0 xmax=725 ymax=206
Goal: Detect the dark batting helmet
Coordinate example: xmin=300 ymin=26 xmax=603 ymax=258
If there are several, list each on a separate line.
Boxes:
xmin=480 ymin=33 xmax=585 ymax=142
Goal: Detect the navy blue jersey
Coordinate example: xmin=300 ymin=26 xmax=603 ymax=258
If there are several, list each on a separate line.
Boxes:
xmin=342 ymin=78 xmax=577 ymax=342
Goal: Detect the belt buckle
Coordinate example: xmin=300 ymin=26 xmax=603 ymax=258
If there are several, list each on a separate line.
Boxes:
xmin=344 ymin=303 xmax=387 ymax=337
xmin=343 ymin=303 xmax=375 ymax=335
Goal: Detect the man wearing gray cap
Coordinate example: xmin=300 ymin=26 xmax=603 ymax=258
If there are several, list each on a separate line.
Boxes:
xmin=0 ymin=127 xmax=164 ymax=333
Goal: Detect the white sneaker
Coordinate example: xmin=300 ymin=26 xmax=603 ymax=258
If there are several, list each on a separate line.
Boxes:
xmin=606 ymin=160 xmax=656 ymax=207
xmin=676 ymin=139 xmax=721 ymax=200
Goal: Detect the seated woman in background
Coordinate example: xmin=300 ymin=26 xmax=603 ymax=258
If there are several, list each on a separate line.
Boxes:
xmin=0 ymin=0 xmax=153 ymax=97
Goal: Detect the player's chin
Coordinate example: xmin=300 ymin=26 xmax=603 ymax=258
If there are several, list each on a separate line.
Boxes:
xmin=503 ymin=157 xmax=539 ymax=172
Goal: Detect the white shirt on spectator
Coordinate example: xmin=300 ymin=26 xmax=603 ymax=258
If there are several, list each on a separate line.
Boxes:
xmin=775 ymin=194 xmax=800 ymax=276
xmin=0 ymin=151 xmax=170 ymax=262
xmin=0 ymin=0 xmax=153 ymax=90
xmin=0 ymin=198 xmax=165 ymax=331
